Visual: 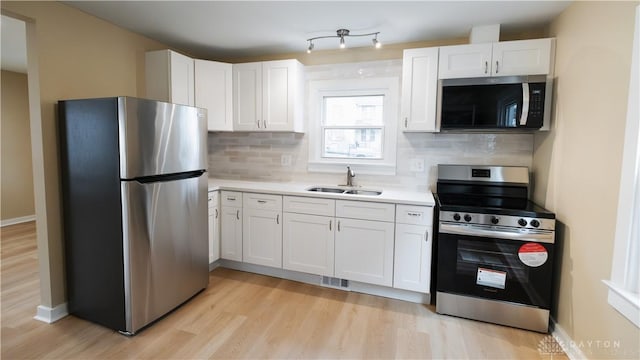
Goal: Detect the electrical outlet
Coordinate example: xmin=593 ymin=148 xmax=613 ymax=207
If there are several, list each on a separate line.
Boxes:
xmin=281 ymin=154 xmax=292 ymax=167
xmin=410 ymin=158 xmax=425 ymax=172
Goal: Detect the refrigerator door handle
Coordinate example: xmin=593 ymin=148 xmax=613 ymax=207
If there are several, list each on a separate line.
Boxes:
xmin=130 ymin=170 xmax=205 ymax=184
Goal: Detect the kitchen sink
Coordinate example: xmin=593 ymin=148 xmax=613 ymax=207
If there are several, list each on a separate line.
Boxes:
xmin=306 ymin=187 xmax=346 ymax=193
xmin=305 ymin=186 xmax=382 ymax=196
xmin=343 ymin=189 xmax=382 ymax=196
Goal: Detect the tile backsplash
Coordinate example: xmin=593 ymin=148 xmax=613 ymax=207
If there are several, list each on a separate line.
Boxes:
xmin=208 ymin=60 xmax=533 ymax=192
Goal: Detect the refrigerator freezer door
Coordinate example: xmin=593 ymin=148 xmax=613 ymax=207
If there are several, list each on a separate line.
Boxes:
xmin=121 ymin=173 xmax=208 ymax=334
xmin=118 ymin=97 xmax=207 ymax=179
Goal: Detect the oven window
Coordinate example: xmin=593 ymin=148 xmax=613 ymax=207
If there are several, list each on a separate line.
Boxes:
xmin=456 ymin=240 xmax=529 ymax=285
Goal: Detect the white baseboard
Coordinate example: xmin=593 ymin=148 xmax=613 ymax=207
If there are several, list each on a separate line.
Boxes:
xmin=34 ymin=303 xmax=68 ymax=323
xmin=551 ymin=318 xmax=586 ymax=360
xmin=1 ymin=215 xmax=36 ymax=227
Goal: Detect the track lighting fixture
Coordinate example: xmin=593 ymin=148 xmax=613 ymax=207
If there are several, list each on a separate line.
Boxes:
xmin=306 ymin=28 xmax=381 ymax=53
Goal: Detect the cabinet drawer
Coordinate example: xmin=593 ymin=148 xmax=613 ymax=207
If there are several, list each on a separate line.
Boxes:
xmin=283 ymin=196 xmax=335 ymax=217
xmin=221 ymin=191 xmax=242 ymax=207
xmin=336 ymin=200 xmax=395 ymax=222
xmin=396 ymin=205 xmax=433 ymax=226
xmin=208 ymin=191 xmax=219 ymax=209
xmin=243 ymin=193 xmax=282 ymax=211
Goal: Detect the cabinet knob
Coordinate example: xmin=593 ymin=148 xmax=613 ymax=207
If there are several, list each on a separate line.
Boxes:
xmin=337 ymin=221 xmax=341 ymax=232
xmin=215 ymin=208 xmax=218 ymax=219
xmin=256 ymin=120 xmax=261 ymax=128
xmin=329 ymin=220 xmax=332 ymax=231
xmin=263 ymin=120 xmax=267 ymax=129
xmin=276 ymin=214 xmax=280 ymax=224
xmin=484 ymin=61 xmax=488 ymax=74
xmin=495 ymin=61 xmax=499 ymax=74
xmin=404 ymin=118 xmax=408 ymax=128
xmin=236 ymin=209 xmax=240 ymax=220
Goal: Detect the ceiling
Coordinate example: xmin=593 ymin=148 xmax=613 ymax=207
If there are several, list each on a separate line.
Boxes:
xmin=1 ymin=15 xmax=28 ymax=73
xmin=64 ymin=1 xmax=572 ymax=60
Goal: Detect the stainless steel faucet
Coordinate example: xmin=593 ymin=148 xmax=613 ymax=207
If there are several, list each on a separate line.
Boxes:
xmin=346 ymin=166 xmax=356 ymax=187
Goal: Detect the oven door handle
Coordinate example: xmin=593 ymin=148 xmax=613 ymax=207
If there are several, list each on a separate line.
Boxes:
xmin=439 ymin=223 xmax=554 ymax=244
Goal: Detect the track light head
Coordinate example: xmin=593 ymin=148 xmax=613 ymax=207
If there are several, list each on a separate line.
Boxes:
xmin=307 ymin=41 xmax=314 ymax=54
xmin=373 ymin=34 xmax=381 ymax=48
xmin=339 ymin=36 xmax=346 ymax=49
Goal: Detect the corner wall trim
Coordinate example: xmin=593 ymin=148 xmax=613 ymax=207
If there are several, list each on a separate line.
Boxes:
xmin=551 ymin=318 xmax=586 ymax=360
xmin=34 ymin=303 xmax=68 ymax=324
xmin=1 ymin=215 xmax=36 ymax=227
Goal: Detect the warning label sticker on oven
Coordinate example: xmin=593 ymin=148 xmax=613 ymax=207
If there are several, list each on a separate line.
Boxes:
xmin=518 ymin=243 xmax=548 ymax=267
xmin=476 ymin=267 xmax=507 ymax=289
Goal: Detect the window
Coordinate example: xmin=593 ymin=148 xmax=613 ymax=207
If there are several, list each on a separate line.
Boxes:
xmin=604 ymin=5 xmax=639 ymax=328
xmin=322 ymin=96 xmax=384 ymax=159
xmin=308 ymin=78 xmax=399 ymax=175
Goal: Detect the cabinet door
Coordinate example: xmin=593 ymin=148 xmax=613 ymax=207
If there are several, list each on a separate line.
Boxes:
xmin=393 ymin=224 xmax=431 ymax=293
xmin=169 ymin=50 xmax=195 ymax=106
xmin=335 ymin=218 xmax=394 ymax=286
xmin=491 ymin=38 xmax=552 ymax=76
xmin=283 ymin=213 xmax=334 ymax=276
xmin=145 ymin=49 xmax=194 ymax=105
xmin=221 ymin=206 xmax=242 ymax=261
xmin=401 ymin=47 xmax=439 ymax=132
xmin=243 ymin=208 xmax=282 ymax=268
xmin=195 ymin=60 xmax=233 ymax=131
xmin=262 ymin=60 xmax=298 ymax=131
xmin=438 ymin=43 xmax=492 ymax=79
xmin=233 ymin=62 xmax=262 ymax=131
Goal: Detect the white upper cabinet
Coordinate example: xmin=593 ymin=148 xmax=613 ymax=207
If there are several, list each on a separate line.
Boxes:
xmin=438 ymin=43 xmax=493 ymax=79
xmin=401 ymin=47 xmax=440 ymax=132
xmin=145 ymin=49 xmax=195 ymax=106
xmin=491 ymin=38 xmax=553 ymax=77
xmin=195 ymin=60 xmax=233 ymax=131
xmin=233 ymin=59 xmax=304 ymax=132
xmin=438 ymin=38 xmax=554 ymax=79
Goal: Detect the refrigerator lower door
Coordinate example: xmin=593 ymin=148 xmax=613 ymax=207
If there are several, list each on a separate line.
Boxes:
xmin=121 ymin=173 xmax=208 ymax=334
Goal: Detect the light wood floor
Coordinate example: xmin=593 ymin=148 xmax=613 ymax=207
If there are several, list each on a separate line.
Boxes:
xmin=1 ymin=221 xmax=567 ymax=359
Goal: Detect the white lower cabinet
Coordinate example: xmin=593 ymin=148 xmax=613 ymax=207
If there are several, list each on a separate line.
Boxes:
xmin=242 ymin=193 xmax=283 ymax=268
xmin=208 ymin=191 xmax=220 ymax=263
xmin=393 ymin=205 xmax=434 ymax=293
xmin=334 ymin=217 xmax=395 ymax=287
xmin=220 ymin=191 xmax=243 ymax=261
xmin=217 ymin=191 xmax=435 ymax=296
xmin=282 ymin=212 xmax=335 ymax=276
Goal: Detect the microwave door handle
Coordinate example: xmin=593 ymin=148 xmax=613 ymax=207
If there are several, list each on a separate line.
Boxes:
xmin=520 ymin=83 xmax=530 ymax=126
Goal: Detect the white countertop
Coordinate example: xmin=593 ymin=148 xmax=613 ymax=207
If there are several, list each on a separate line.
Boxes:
xmin=208 ymin=178 xmax=435 ymax=206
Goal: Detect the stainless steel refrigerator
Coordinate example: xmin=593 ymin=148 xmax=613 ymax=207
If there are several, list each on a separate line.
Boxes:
xmin=59 ymin=97 xmax=209 ymax=335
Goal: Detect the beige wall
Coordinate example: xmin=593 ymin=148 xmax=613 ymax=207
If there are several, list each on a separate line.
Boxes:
xmin=0 ymin=1 xmax=167 ymax=308
xmin=1 ymin=70 xmax=35 ymax=221
xmin=533 ymin=1 xmax=640 ymax=358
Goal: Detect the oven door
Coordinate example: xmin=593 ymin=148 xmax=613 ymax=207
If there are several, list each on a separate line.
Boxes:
xmin=436 ymin=222 xmax=554 ymax=309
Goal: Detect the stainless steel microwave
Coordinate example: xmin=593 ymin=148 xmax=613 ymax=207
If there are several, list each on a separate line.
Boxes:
xmin=437 ymin=75 xmax=551 ymax=131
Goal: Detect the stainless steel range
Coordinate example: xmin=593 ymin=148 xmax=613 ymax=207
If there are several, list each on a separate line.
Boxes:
xmin=434 ymin=165 xmax=556 ymax=333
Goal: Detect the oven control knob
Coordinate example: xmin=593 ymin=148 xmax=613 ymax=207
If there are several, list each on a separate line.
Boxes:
xmin=530 ymin=219 xmax=540 ymax=228
xmin=518 ymin=218 xmax=528 ymax=227
xmin=491 ymin=216 xmax=499 ymax=225
xmin=453 ymin=213 xmax=461 ymax=221
xmin=464 ymin=214 xmax=472 ymax=222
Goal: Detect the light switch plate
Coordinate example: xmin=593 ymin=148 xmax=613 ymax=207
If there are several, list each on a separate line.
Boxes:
xmin=410 ymin=158 xmax=425 ymax=172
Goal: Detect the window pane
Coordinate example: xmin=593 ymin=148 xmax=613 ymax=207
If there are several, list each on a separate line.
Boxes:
xmin=324 ymin=96 xmax=383 ymax=126
xmin=323 ymin=128 xmax=382 ymax=159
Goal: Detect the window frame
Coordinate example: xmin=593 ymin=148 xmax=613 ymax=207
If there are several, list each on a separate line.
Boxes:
xmin=308 ymin=77 xmax=399 ymax=175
